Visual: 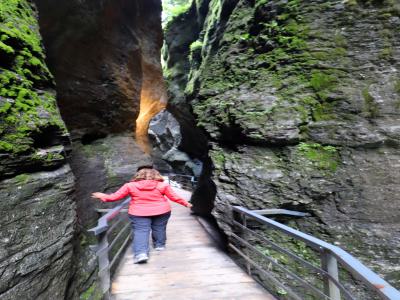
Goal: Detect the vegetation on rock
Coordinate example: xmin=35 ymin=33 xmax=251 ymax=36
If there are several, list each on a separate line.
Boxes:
xmin=162 ymin=0 xmax=191 ymax=27
xmin=0 ymin=0 xmax=67 ymax=159
xmin=163 ymin=0 xmax=400 ymax=293
xmin=297 ymin=142 xmax=338 ymax=172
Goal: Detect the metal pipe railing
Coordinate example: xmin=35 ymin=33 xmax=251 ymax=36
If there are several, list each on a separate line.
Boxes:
xmin=231 ymin=206 xmax=400 ymax=300
xmin=88 ymin=198 xmax=131 ymax=300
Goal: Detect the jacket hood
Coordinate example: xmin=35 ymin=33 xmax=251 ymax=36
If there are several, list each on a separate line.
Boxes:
xmin=132 ymin=180 xmax=162 ymax=191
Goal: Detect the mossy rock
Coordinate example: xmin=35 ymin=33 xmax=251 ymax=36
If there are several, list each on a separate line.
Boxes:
xmin=0 ymin=0 xmax=67 ymax=172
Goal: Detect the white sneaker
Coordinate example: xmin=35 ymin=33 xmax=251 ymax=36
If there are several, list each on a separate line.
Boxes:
xmin=154 ymin=246 xmax=165 ymax=251
xmin=134 ymin=253 xmax=148 ymax=264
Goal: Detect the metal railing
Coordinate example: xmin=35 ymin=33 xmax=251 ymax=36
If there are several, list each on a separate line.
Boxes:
xmin=88 ymin=173 xmax=197 ymax=299
xmin=165 ymin=173 xmax=197 ymax=191
xmin=230 ymin=206 xmax=400 ymax=300
xmin=88 ymin=198 xmax=131 ymax=300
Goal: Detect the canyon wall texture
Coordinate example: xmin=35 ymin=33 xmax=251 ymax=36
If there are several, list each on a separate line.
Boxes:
xmin=34 ymin=0 xmax=164 ymax=297
xmin=1 ymin=0 xmax=164 ymax=299
xmin=0 ymin=1 xmax=76 ymax=299
xmin=164 ymin=0 xmax=400 ymax=290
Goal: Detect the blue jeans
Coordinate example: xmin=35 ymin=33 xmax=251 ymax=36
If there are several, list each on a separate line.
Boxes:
xmin=128 ymin=212 xmax=171 ymax=256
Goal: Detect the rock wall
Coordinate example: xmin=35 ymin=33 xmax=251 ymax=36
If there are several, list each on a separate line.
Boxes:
xmin=162 ymin=0 xmax=218 ymax=216
xmin=164 ymin=0 xmax=400 ymax=289
xmin=0 ymin=1 xmax=76 ymax=299
xmin=33 ymin=0 xmax=163 ymax=297
xmin=1 ymin=0 xmax=164 ymax=299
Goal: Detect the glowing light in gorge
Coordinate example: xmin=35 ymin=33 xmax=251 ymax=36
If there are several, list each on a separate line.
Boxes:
xmin=135 ymin=87 xmax=166 ymax=153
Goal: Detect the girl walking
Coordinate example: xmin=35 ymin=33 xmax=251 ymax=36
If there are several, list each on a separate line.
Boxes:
xmin=91 ymin=166 xmax=192 ymax=263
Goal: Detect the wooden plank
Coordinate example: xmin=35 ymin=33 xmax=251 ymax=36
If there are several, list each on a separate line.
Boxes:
xmin=112 ymin=272 xmax=255 ymax=292
xmin=113 ymin=282 xmax=273 ymax=300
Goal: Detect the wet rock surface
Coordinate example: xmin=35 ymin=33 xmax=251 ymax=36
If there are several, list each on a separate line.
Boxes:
xmin=35 ymin=0 xmax=150 ymax=135
xmin=1 ymin=0 xmax=164 ymax=299
xmin=0 ymin=166 xmax=76 ymax=299
xmin=164 ymin=0 xmax=400 ymax=289
xmin=70 ymin=134 xmax=152 ymax=227
xmin=0 ymin=1 xmax=76 ymax=299
xmin=149 ymin=109 xmax=203 ymax=175
xmin=33 ymin=0 xmax=164 ymax=297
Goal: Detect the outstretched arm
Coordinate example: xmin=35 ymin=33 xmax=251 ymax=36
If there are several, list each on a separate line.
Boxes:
xmin=163 ymin=185 xmax=192 ymax=208
xmin=91 ymin=184 xmax=129 ymax=202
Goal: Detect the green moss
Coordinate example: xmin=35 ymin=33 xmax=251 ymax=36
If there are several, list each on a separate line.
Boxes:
xmin=189 ymin=40 xmax=203 ymax=52
xmin=33 ymin=151 xmax=64 ymax=163
xmin=163 ymin=1 xmax=191 ymax=29
xmin=0 ymin=0 xmax=66 ymax=155
xmin=309 ymin=71 xmax=337 ymax=92
xmin=309 ymin=70 xmax=339 ymax=100
xmin=332 ymin=47 xmax=347 ymax=57
xmin=14 ymin=173 xmax=30 ymax=183
xmin=210 ymin=149 xmax=226 ymax=169
xmin=80 ymin=282 xmax=102 ymax=300
xmin=393 ymin=78 xmax=400 ymax=94
xmin=378 ymin=46 xmax=393 ymax=60
xmin=180 ymin=0 xmax=353 ymax=142
xmin=298 ymin=96 xmax=336 ymax=122
xmin=311 ymin=51 xmax=330 ymax=60
xmin=333 ymin=33 xmax=348 ymax=48
xmin=312 ymin=102 xmax=336 ymax=121
xmin=362 ymin=87 xmax=379 ymax=118
xmin=297 ymin=142 xmax=339 ymax=172
xmin=0 ymin=40 xmax=15 ymax=54
xmin=0 ymin=1 xmax=47 ymax=57
xmin=0 ymin=140 xmax=15 ymax=152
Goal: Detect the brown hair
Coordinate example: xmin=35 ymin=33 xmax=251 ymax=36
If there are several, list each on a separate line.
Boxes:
xmin=132 ymin=168 xmax=164 ymax=181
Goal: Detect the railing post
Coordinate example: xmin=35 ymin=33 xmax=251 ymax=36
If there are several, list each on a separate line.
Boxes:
xmin=97 ymin=231 xmax=111 ymax=300
xmin=321 ymin=251 xmax=341 ymax=300
xmin=190 ymin=176 xmax=195 ymax=189
xmin=242 ymin=214 xmax=252 ymax=275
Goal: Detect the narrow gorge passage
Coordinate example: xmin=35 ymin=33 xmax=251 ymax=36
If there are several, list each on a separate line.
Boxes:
xmin=0 ymin=0 xmax=399 ymax=299
xmin=135 ymin=38 xmax=168 ymax=154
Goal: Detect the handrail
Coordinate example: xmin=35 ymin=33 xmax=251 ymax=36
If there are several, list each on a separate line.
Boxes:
xmin=88 ymin=198 xmax=131 ymax=236
xmin=231 ymin=206 xmax=400 ymax=300
xmin=165 ymin=173 xmax=197 ymax=179
xmin=88 ymin=198 xmax=132 ymax=300
xmin=165 ymin=173 xmax=197 ymax=190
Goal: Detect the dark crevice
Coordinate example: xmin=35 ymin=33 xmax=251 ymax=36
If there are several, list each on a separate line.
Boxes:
xmin=81 ymin=132 xmax=108 ymax=145
xmin=32 ymin=125 xmax=65 ymax=148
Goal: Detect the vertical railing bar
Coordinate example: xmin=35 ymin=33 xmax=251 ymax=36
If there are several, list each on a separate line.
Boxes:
xmin=242 ymin=213 xmax=252 ymax=276
xmin=106 ymin=216 xmax=124 ymax=234
xmin=110 ymin=231 xmax=132 ymax=269
xmin=233 ymin=219 xmax=355 ymax=299
xmin=230 ymin=232 xmax=333 ymax=300
xmin=229 ymin=243 xmax=306 ymax=300
xmin=97 ymin=231 xmax=110 ymax=300
xmin=233 ymin=220 xmax=323 ymax=273
xmin=322 ymin=251 xmax=341 ymax=300
xmin=108 ymin=222 xmax=131 ymax=250
xmin=232 ymin=218 xmax=354 ymax=299
xmin=232 ymin=206 xmax=400 ymax=300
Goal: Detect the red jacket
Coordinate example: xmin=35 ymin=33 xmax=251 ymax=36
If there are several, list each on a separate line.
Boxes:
xmin=99 ymin=179 xmax=190 ymax=216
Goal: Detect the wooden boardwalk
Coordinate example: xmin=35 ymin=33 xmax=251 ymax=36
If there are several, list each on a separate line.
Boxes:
xmin=111 ymin=189 xmax=275 ymax=300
